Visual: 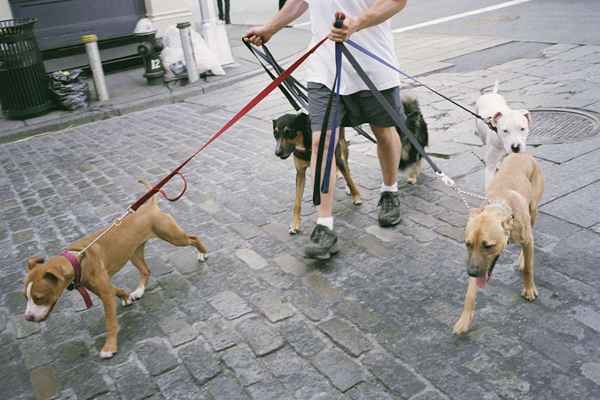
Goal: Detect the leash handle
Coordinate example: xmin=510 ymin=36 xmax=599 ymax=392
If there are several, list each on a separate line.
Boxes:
xmin=334 ymin=13 xmax=345 ymax=28
xmin=159 ymin=172 xmax=188 ymax=202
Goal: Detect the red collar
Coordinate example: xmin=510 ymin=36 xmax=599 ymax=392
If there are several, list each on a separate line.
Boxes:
xmin=61 ymin=250 xmax=93 ymax=309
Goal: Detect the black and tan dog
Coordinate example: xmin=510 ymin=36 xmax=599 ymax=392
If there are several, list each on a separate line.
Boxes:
xmin=453 ymin=153 xmax=544 ymax=334
xmin=273 ymin=112 xmax=362 ymax=234
xmin=398 ymin=96 xmax=429 ymax=184
xmin=273 ymin=95 xmax=429 ymax=234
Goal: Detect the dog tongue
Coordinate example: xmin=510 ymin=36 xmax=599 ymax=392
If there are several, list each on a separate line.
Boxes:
xmin=476 ymin=272 xmax=490 ymax=289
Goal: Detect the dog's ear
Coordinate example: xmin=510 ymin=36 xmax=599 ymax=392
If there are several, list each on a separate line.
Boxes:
xmin=272 ymin=119 xmax=277 ymax=131
xmin=491 ymin=112 xmax=503 ymax=127
xmin=501 ymin=214 xmax=514 ymax=236
xmin=26 ymin=256 xmax=45 ymax=271
xmin=43 ymin=270 xmax=63 ymax=285
xmin=519 ymin=110 xmax=531 ymax=127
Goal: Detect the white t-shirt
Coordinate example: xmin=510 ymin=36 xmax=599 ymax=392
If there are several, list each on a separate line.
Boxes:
xmin=302 ymin=0 xmax=400 ymax=95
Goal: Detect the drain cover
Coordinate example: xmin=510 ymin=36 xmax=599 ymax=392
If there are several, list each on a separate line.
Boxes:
xmin=528 ymin=108 xmax=600 ymax=145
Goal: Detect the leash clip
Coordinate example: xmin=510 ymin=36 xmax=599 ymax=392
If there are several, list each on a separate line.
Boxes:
xmin=436 ymin=171 xmax=455 ymax=187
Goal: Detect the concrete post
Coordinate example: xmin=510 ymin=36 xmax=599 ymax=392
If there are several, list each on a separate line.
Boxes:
xmin=198 ymin=0 xmax=235 ymax=65
xmin=81 ymin=34 xmax=109 ymax=101
xmin=177 ymin=22 xmax=199 ymax=83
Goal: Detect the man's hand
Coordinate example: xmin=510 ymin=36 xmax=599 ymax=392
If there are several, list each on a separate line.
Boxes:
xmin=329 ymin=15 xmax=359 ymax=42
xmin=245 ymin=25 xmax=275 ymax=46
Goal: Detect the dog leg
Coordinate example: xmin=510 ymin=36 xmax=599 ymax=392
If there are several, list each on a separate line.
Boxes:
xmin=521 ymin=238 xmax=538 ymax=301
xmin=99 ymin=290 xmax=119 ymax=359
xmin=114 ymin=287 xmax=133 ymax=306
xmin=453 ymin=278 xmax=478 ymax=335
xmin=290 ymin=160 xmax=307 ymax=235
xmin=154 ymin=213 xmax=209 ymax=262
xmin=336 ymin=136 xmax=362 ymax=205
xmin=484 ymin=146 xmax=504 ymax=189
xmin=129 ymin=244 xmax=150 ymax=302
xmin=406 ymin=159 xmax=422 ymax=185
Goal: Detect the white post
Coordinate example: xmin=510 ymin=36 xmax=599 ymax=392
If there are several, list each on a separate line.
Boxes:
xmin=177 ymin=22 xmax=199 ymax=83
xmin=198 ymin=0 xmax=235 ymax=65
xmin=81 ymin=34 xmax=109 ymax=102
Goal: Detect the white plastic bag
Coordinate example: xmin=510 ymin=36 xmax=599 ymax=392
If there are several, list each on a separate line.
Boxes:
xmin=160 ymin=26 xmax=225 ymax=77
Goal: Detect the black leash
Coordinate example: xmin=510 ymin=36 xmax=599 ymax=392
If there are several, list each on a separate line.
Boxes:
xmin=243 ymin=39 xmax=377 ymax=144
xmin=339 ymin=43 xmax=442 ymax=174
xmin=345 ymin=39 xmax=498 ymax=133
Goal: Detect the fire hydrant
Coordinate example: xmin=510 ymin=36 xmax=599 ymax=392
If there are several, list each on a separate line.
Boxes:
xmin=136 ymin=31 xmax=164 ymax=85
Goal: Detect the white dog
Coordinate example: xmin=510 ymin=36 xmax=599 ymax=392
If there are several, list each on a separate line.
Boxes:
xmin=475 ymin=82 xmax=531 ymax=188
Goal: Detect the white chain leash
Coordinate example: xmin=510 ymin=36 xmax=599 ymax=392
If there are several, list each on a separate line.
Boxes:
xmin=75 ymin=209 xmax=134 ymax=257
xmin=435 ymin=171 xmax=487 ymax=210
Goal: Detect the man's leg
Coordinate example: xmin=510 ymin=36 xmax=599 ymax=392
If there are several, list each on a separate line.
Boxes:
xmin=304 ymin=128 xmax=341 ymax=259
xmin=371 ymin=124 xmax=402 ymax=227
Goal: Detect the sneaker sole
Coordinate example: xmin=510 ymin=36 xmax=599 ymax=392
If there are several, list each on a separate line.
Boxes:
xmin=304 ymin=242 xmax=340 ymax=260
xmin=378 ymin=216 xmax=402 ymax=227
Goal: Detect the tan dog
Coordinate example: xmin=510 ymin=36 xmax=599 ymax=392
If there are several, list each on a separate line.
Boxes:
xmin=23 ymin=182 xmax=208 ymax=358
xmin=453 ymin=153 xmax=544 ymax=335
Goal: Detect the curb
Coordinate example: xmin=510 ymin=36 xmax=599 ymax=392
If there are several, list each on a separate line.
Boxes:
xmin=0 ymin=63 xmax=271 ymax=145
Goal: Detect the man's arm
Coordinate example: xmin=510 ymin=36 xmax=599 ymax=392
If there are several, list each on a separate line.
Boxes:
xmin=245 ymin=0 xmax=308 ymax=46
xmin=330 ymin=0 xmax=407 ymax=42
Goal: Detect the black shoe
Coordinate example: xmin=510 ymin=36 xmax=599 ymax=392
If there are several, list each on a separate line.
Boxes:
xmin=378 ymin=191 xmax=401 ymax=227
xmin=304 ymin=224 xmax=339 ymax=260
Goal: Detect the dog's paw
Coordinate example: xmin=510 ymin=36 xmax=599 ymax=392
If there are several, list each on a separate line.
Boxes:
xmin=121 ymin=297 xmax=134 ymax=307
xmin=289 ymin=225 xmax=300 ymax=235
xmin=453 ymin=311 xmax=475 ymax=335
xmin=99 ymin=344 xmax=117 ymax=359
xmin=521 ymin=285 xmax=538 ymax=302
xmin=345 ymin=186 xmax=352 ymax=196
xmin=352 ymin=197 xmax=363 ymax=206
xmin=197 ymin=252 xmax=208 ymax=263
xmin=407 ymin=177 xmax=417 ymax=185
xmin=128 ymin=286 xmax=145 ymax=303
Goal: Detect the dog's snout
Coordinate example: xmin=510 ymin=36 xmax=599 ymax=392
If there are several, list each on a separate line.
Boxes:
xmin=24 ymin=313 xmax=35 ymax=322
xmin=467 ymin=263 xmax=481 ymax=278
xmin=511 ymin=144 xmax=521 ymax=153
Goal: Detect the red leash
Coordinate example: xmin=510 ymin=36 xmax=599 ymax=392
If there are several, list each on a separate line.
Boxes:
xmin=129 ymin=37 xmax=327 ymax=211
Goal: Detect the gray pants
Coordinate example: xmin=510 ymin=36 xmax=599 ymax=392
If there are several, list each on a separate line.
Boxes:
xmin=307 ymin=82 xmax=404 ymax=132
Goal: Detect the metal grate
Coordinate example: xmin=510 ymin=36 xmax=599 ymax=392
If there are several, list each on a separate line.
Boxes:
xmin=529 ymin=108 xmax=600 ymax=144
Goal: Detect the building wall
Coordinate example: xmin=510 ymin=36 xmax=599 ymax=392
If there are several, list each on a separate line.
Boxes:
xmin=0 ymin=0 xmax=13 ymax=20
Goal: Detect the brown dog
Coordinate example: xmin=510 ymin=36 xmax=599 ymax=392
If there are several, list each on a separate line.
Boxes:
xmin=273 ymin=112 xmax=362 ymax=234
xmin=23 ymin=182 xmax=208 ymax=358
xmin=453 ymin=153 xmax=544 ymax=334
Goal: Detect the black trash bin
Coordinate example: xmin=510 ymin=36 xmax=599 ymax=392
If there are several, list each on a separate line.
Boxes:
xmin=0 ymin=18 xmax=52 ymax=119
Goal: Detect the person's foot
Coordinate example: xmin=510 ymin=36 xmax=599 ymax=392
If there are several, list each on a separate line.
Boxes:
xmin=304 ymin=224 xmax=339 ymax=260
xmin=378 ymin=191 xmax=401 ymax=227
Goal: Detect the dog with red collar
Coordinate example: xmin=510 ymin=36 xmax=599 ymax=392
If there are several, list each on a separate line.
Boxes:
xmin=23 ymin=181 xmax=208 ymax=359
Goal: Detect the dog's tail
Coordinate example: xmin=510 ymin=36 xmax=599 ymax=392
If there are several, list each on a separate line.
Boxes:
xmin=492 ymin=80 xmax=499 ymax=94
xmin=137 ymin=179 xmax=160 ymax=207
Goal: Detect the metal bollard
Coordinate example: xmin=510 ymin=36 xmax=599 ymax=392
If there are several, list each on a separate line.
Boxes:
xmin=81 ymin=34 xmax=109 ymax=101
xmin=176 ymin=22 xmax=199 ymax=83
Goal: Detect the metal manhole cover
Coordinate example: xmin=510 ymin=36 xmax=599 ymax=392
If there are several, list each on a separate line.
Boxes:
xmin=528 ymin=108 xmax=600 ymax=144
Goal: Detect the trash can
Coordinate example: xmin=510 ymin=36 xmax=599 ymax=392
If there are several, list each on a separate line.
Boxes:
xmin=0 ymin=18 xmax=52 ymax=119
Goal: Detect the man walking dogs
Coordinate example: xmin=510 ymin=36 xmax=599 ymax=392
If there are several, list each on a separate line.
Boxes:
xmin=246 ymin=0 xmax=407 ymax=259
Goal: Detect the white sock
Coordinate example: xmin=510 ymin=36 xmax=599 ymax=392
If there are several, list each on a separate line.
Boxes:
xmin=317 ymin=217 xmax=334 ymax=230
xmin=381 ymin=182 xmax=398 ymax=193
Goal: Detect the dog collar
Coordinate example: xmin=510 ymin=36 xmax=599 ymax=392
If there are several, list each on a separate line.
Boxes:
xmin=61 ymin=250 xmax=93 ymax=309
xmin=293 ymin=147 xmax=311 ymax=161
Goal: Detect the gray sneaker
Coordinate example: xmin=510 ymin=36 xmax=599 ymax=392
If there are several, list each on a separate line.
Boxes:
xmin=378 ymin=191 xmax=401 ymax=227
xmin=304 ymin=224 xmax=339 ymax=260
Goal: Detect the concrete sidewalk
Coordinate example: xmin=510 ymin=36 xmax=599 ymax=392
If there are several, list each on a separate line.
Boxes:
xmin=1 ymin=30 xmax=600 ymax=400
xmin=0 ymin=25 xmax=311 ymax=144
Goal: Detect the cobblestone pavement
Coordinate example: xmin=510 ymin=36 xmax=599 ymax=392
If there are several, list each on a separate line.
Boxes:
xmin=1 ymin=41 xmax=600 ymax=400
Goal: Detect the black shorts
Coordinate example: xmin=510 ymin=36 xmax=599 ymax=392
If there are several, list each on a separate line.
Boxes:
xmin=307 ymin=82 xmax=404 ymax=132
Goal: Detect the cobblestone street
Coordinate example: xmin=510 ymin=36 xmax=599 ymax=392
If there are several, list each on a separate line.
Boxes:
xmin=1 ymin=38 xmax=600 ymax=400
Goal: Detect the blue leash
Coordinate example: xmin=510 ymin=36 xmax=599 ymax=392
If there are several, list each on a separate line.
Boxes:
xmin=346 ymin=39 xmax=497 ymax=131
xmin=321 ymin=43 xmax=343 ymax=193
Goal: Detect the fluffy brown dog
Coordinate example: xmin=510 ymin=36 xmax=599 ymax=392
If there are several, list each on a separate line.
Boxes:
xmin=453 ymin=153 xmax=544 ymax=334
xmin=23 ymin=182 xmax=208 ymax=358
